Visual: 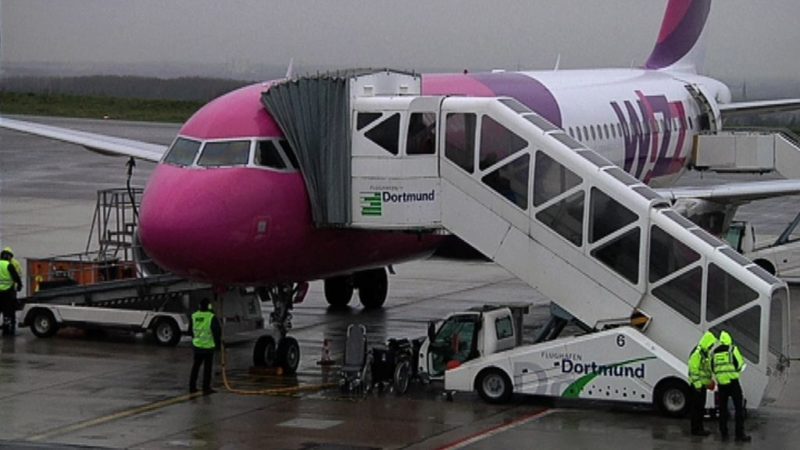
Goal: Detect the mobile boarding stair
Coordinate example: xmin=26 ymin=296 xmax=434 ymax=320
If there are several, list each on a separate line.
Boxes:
xmin=684 ymin=83 xmax=800 ymax=178
xmin=693 ymin=128 xmax=800 ymax=178
xmin=262 ymin=71 xmax=790 ymax=409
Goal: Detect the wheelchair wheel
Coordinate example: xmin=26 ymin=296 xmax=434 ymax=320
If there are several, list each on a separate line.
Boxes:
xmin=393 ymin=359 xmax=412 ymax=395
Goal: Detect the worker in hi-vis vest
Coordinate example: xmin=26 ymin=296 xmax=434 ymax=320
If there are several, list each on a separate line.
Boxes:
xmin=0 ymin=248 xmax=23 ymax=336
xmin=711 ymin=330 xmax=751 ymax=442
xmin=688 ymin=331 xmax=717 ymax=437
xmin=189 ymin=298 xmax=221 ymax=394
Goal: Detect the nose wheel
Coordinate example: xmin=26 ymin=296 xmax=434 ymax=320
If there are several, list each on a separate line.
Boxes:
xmin=253 ymin=283 xmax=306 ymax=374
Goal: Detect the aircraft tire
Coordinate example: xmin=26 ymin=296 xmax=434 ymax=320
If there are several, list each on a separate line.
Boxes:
xmin=324 ymin=276 xmax=354 ymax=308
xmin=277 ymin=336 xmax=300 ymax=375
xmin=253 ymin=335 xmax=277 ymax=367
xmin=357 ymin=268 xmax=388 ymax=309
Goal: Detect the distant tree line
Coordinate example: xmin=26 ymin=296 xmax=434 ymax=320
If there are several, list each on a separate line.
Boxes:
xmin=0 ymin=75 xmax=253 ymax=101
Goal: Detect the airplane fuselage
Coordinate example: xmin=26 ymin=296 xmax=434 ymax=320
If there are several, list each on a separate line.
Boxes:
xmin=138 ymin=68 xmax=732 ymax=285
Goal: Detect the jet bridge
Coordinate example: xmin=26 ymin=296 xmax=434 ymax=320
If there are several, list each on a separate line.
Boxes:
xmin=263 ymin=71 xmax=790 ymax=408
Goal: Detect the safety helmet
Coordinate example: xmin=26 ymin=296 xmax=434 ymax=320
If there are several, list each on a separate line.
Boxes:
xmin=719 ymin=330 xmax=733 ymax=345
xmin=699 ymin=331 xmax=717 ymax=351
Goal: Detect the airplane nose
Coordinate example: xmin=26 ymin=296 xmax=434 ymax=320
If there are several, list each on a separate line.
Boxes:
xmin=138 ymin=165 xmax=262 ymax=282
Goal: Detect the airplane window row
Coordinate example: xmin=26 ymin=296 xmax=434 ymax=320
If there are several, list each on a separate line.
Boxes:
xmin=162 ymin=137 xmax=299 ymax=171
xmin=566 ymin=116 xmax=696 ymax=142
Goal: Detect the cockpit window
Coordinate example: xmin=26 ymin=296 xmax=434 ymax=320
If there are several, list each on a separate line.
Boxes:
xmin=164 ymin=138 xmax=201 ymax=166
xmin=255 ymin=141 xmax=287 ymax=169
xmin=280 ymin=140 xmax=300 ymax=169
xmin=198 ymin=140 xmax=250 ymax=167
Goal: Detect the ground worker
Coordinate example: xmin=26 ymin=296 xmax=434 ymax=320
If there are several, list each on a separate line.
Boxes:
xmin=711 ymin=330 xmax=751 ymax=442
xmin=189 ymin=298 xmax=221 ymax=395
xmin=688 ymin=331 xmax=717 ymax=437
xmin=0 ymin=248 xmax=23 ymax=336
xmin=3 ymin=248 xmax=23 ymax=282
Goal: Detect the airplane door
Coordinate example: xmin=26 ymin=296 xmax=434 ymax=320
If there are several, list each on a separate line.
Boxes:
xmin=685 ymin=84 xmax=721 ymax=133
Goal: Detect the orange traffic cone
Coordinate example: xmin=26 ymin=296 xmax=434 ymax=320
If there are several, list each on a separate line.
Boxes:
xmin=317 ymin=339 xmax=334 ymax=366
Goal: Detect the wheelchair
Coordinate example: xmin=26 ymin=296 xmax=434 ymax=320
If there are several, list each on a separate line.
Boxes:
xmin=339 ymin=324 xmax=373 ymax=394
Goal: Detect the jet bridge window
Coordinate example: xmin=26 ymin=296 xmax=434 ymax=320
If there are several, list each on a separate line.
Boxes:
xmin=769 ymin=289 xmax=788 ymax=360
xmin=364 ymin=113 xmax=401 ymax=155
xmin=649 ymin=225 xmax=700 ymax=282
xmin=652 ymin=267 xmax=703 ymax=324
xmin=533 ymin=152 xmax=582 ymax=207
xmin=357 ymin=112 xmax=382 ymax=130
xmin=198 ymin=140 xmax=250 ymax=167
xmin=706 ymin=263 xmax=759 ymax=321
xmin=589 ymin=188 xmax=638 ymax=243
xmin=445 ymin=113 xmax=477 ymax=173
xmin=711 ymin=306 xmax=761 ymax=363
xmin=479 ymin=116 xmax=527 ymax=170
xmin=255 ymin=141 xmax=286 ymax=169
xmin=591 ymin=228 xmax=640 ymax=284
xmin=536 ymin=191 xmax=585 ymax=246
xmin=406 ymin=112 xmax=437 ymax=155
xmin=164 ymin=137 xmax=201 ymax=166
xmin=482 ymin=154 xmax=529 ymax=210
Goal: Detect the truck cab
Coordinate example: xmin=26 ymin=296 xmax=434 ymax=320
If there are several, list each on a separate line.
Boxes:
xmin=418 ymin=305 xmax=526 ymax=379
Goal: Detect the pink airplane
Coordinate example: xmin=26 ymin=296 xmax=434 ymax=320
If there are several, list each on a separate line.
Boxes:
xmin=3 ymin=0 xmax=799 ymax=371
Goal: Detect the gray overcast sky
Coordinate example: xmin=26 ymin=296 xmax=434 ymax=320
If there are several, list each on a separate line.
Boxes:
xmin=1 ymin=0 xmax=799 ymax=80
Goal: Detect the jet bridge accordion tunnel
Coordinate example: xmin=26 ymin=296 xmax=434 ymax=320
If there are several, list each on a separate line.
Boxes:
xmin=262 ymin=69 xmax=422 ymax=227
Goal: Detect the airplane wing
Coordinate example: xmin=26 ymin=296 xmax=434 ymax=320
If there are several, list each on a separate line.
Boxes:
xmin=719 ymin=99 xmax=800 ymax=117
xmin=656 ymin=179 xmax=800 ymax=204
xmin=0 ymin=116 xmax=167 ymax=162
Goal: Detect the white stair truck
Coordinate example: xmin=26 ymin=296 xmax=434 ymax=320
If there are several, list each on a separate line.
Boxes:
xmin=262 ymin=70 xmax=791 ymax=414
xmin=419 ymin=305 xmax=690 ymax=415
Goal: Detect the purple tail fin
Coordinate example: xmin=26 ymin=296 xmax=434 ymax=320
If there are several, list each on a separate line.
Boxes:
xmin=645 ymin=0 xmax=712 ymax=72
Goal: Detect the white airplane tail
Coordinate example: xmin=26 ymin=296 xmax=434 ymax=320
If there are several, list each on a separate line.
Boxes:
xmin=645 ymin=0 xmax=712 ymax=73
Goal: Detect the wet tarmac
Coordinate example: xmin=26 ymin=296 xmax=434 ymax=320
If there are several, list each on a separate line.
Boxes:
xmin=1 ymin=117 xmax=800 ymax=449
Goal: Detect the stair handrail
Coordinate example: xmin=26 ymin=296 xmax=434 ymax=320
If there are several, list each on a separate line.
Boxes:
xmin=723 ymin=125 xmax=800 ymax=147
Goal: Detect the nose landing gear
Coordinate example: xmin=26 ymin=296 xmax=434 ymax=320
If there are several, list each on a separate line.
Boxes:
xmin=253 ymin=282 xmax=307 ymax=374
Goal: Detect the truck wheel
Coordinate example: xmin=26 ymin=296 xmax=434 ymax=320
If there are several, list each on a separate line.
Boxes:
xmin=277 ymin=336 xmax=300 ymax=374
xmin=654 ymin=378 xmax=690 ymax=417
xmin=477 ymin=369 xmax=512 ymax=404
xmin=253 ymin=335 xmax=277 ymax=367
xmin=393 ymin=359 xmax=412 ymax=395
xmin=30 ymin=309 xmax=58 ymax=338
xmin=153 ymin=318 xmax=181 ymax=347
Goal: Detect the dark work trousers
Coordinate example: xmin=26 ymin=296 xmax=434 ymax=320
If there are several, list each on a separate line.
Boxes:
xmin=690 ymin=387 xmax=708 ymax=433
xmin=718 ymin=379 xmax=746 ymax=438
xmin=0 ymin=290 xmax=17 ymax=336
xmin=190 ymin=347 xmax=214 ymax=391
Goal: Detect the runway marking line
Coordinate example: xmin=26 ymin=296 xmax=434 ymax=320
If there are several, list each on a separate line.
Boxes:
xmin=27 ymin=391 xmax=204 ymax=442
xmin=435 ymin=408 xmax=555 ymax=450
